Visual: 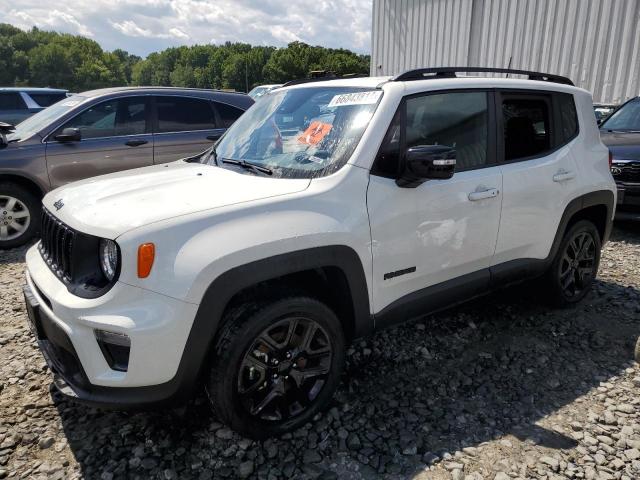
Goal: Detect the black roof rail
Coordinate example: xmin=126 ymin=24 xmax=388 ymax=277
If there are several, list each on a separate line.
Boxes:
xmin=392 ymin=67 xmax=574 ymax=86
xmin=282 ymin=73 xmax=368 ymax=88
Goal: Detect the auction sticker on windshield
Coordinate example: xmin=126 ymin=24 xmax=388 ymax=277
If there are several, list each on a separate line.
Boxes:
xmin=327 ymin=91 xmax=382 ymax=108
xmin=298 ymin=121 xmax=332 ymax=145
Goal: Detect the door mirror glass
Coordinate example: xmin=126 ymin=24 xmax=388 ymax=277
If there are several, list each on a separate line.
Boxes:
xmin=397 ymin=145 xmax=456 ymax=187
xmin=54 ymin=127 xmax=81 ymax=142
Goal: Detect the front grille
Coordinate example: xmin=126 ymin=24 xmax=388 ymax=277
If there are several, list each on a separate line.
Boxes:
xmin=613 ymin=162 xmax=640 ymax=183
xmin=39 ymin=209 xmax=76 ymax=282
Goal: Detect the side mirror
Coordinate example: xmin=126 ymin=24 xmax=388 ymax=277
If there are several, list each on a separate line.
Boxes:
xmin=396 ymin=145 xmax=456 ymax=188
xmin=0 ymin=122 xmax=15 ymax=146
xmin=54 ymin=127 xmax=81 ymax=142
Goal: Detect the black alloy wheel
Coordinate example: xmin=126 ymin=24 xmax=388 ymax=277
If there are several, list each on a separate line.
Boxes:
xmin=558 ymin=230 xmax=597 ymax=299
xmin=237 ymin=317 xmax=332 ymax=421
xmin=206 ymin=296 xmax=345 ymax=438
xmin=546 ymin=220 xmax=601 ymax=306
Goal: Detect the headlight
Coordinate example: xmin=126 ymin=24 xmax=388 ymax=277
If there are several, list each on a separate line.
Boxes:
xmin=99 ymin=239 xmax=119 ymax=282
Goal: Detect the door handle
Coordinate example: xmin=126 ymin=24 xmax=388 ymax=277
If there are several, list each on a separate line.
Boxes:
xmin=468 ymin=188 xmax=499 ymax=201
xmin=553 ymin=169 xmax=576 ymax=182
xmin=125 ymin=139 xmax=148 ymax=147
xmin=206 ymin=134 xmax=221 ymax=141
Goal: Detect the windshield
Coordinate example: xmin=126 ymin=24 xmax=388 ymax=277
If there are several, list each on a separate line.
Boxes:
xmin=248 ymin=86 xmax=269 ymax=99
xmin=7 ymin=96 xmax=87 ymax=141
xmin=601 ymin=98 xmax=640 ymax=132
xmin=209 ymin=86 xmax=382 ymax=178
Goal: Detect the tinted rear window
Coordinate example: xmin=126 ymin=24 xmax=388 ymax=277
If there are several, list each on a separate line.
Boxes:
xmin=214 ymin=101 xmax=245 ymax=128
xmin=29 ymin=93 xmax=68 ymax=107
xmin=0 ymin=93 xmax=26 ymax=110
xmin=156 ymin=96 xmax=216 ymax=133
xmin=557 ymin=93 xmax=578 ymax=142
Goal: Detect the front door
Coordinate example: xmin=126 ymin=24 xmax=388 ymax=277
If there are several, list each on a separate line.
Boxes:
xmin=45 ymin=96 xmax=153 ymax=188
xmin=367 ymin=90 xmax=503 ymax=320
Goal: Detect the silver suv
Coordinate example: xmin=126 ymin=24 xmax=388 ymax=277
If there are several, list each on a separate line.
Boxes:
xmin=0 ymin=87 xmax=253 ymax=248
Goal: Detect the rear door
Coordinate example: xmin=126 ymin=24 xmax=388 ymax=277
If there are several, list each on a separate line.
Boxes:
xmin=45 ymin=96 xmax=154 ymax=188
xmin=493 ymin=90 xmax=580 ymax=273
xmin=151 ymin=95 xmax=225 ymax=164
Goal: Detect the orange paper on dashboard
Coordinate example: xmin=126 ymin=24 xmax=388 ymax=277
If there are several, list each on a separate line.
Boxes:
xmin=298 ymin=121 xmax=332 ymax=145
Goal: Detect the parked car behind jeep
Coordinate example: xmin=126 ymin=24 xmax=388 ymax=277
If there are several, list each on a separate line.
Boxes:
xmin=0 ymin=87 xmax=69 ymax=125
xmin=0 ymin=87 xmax=253 ymax=248
xmin=600 ymin=96 xmax=640 ymax=221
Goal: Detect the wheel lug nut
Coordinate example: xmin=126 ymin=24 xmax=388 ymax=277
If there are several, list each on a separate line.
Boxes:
xmin=272 ymin=373 xmax=278 ymax=379
xmin=293 ymin=363 xmax=297 ymax=368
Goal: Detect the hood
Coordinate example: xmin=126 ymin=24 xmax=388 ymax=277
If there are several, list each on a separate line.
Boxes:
xmin=600 ymin=131 xmax=640 ymax=161
xmin=43 ymin=161 xmax=310 ymax=238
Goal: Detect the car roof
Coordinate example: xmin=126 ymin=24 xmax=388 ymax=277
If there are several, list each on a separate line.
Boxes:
xmin=75 ymin=86 xmax=254 ymax=109
xmin=79 ymin=86 xmax=245 ymax=98
xmin=0 ymin=87 xmax=68 ymax=93
xmin=283 ymin=75 xmax=588 ymax=96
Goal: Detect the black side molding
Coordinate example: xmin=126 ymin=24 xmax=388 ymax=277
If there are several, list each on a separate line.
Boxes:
xmin=373 ymin=189 xmax=615 ymax=331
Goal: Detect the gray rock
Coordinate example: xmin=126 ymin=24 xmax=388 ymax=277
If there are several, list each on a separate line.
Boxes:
xmin=238 ymin=460 xmax=254 ymax=478
xmin=38 ymin=437 xmax=54 ymax=450
xmin=302 ymin=449 xmax=321 ymax=464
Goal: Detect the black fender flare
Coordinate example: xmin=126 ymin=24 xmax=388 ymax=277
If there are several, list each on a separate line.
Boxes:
xmin=170 ymin=245 xmax=371 ymax=399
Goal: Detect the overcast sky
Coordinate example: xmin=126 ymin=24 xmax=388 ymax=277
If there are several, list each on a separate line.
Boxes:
xmin=1 ymin=0 xmax=373 ymax=57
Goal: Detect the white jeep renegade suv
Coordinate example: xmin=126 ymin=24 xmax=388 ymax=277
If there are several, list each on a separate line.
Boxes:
xmin=23 ymin=68 xmax=616 ymax=438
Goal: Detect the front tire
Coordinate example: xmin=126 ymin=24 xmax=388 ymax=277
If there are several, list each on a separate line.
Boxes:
xmin=206 ymin=296 xmax=346 ymax=439
xmin=545 ymin=220 xmax=602 ymax=307
xmin=0 ymin=183 xmax=40 ymax=249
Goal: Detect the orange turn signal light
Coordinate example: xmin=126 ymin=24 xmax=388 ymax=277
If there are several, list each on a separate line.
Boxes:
xmin=137 ymin=243 xmax=155 ymax=278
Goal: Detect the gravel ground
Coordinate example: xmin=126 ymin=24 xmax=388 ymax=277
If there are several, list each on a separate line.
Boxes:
xmin=1 ymin=224 xmax=640 ymax=480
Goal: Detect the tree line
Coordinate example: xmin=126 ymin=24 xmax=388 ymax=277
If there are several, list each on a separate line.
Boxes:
xmin=0 ymin=24 xmax=370 ymax=92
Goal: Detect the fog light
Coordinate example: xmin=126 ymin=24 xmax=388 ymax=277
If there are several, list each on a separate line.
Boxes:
xmin=95 ymin=330 xmax=130 ymax=372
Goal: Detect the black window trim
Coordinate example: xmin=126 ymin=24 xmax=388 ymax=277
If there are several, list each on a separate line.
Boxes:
xmin=371 ymin=88 xmax=498 ymax=179
xmin=45 ymin=95 xmax=153 ymax=143
xmin=497 ymin=89 xmax=579 ymax=165
xmin=151 ymin=94 xmax=220 ymax=135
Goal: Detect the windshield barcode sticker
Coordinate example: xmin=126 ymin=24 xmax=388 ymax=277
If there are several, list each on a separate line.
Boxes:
xmin=327 ymin=91 xmax=382 ymax=108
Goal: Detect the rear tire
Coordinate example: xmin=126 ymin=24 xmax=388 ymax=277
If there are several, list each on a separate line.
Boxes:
xmin=544 ymin=220 xmax=601 ymax=307
xmin=0 ymin=182 xmax=40 ymax=249
xmin=206 ymin=296 xmax=346 ymax=439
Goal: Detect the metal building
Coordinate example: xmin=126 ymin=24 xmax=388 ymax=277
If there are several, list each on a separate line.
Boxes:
xmin=371 ymin=0 xmax=640 ymax=104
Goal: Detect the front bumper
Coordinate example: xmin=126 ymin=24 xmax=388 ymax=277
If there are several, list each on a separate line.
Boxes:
xmin=24 ymin=244 xmax=200 ymax=408
xmin=615 ymin=182 xmax=640 ymax=221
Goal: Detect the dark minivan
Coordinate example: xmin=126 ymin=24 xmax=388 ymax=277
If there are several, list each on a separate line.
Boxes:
xmin=600 ymin=96 xmax=640 ymax=221
xmin=0 ymin=87 xmax=253 ymax=248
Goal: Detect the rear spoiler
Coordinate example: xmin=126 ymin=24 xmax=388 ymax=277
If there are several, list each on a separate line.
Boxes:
xmin=0 ymin=122 xmax=14 ymax=145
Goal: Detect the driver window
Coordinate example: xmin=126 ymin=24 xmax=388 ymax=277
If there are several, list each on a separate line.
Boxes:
xmin=56 ymin=97 xmax=147 ymax=140
xmin=406 ymin=92 xmax=488 ymax=171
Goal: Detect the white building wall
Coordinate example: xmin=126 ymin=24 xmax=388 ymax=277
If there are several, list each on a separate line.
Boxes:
xmin=371 ymin=0 xmax=640 ymax=104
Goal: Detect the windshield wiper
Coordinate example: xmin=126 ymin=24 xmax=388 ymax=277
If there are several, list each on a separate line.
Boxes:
xmin=221 ymin=158 xmax=273 ymax=175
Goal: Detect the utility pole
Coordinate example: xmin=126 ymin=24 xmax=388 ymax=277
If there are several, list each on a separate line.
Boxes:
xmin=245 ymin=58 xmax=249 ymax=93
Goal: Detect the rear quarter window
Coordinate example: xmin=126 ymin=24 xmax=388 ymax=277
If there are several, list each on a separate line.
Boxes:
xmin=214 ymin=101 xmax=246 ymax=128
xmin=28 ymin=93 xmax=68 ymax=107
xmin=0 ymin=93 xmax=26 ymax=110
xmin=557 ymin=93 xmax=579 ymax=144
